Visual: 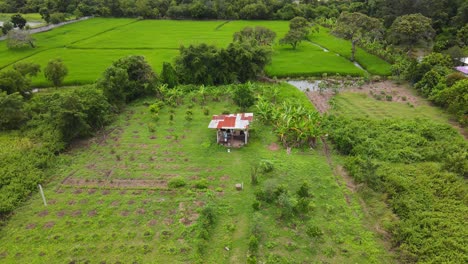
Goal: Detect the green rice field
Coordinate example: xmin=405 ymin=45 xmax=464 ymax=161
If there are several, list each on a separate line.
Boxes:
xmin=0 ymin=18 xmax=391 ymax=86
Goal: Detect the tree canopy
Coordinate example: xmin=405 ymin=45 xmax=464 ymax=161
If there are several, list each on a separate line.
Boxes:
xmin=388 ymin=13 xmax=436 ymax=50
xmin=44 ymin=58 xmax=68 ymax=87
xmin=332 ymin=12 xmax=383 ymax=61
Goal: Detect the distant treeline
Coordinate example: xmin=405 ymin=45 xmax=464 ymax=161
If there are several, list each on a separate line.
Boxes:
xmin=0 ymin=0 xmax=466 ymax=28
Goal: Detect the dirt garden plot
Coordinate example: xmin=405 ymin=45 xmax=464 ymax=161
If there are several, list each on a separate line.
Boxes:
xmin=62 ymin=178 xmax=168 ymax=189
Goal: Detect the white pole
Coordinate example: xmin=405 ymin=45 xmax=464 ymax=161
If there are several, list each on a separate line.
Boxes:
xmin=38 ymin=184 xmax=47 ymax=206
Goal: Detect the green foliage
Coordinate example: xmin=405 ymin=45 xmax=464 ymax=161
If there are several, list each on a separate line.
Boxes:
xmin=175 ymin=42 xmax=271 ymax=85
xmin=10 ymin=13 xmax=26 ymax=29
xmin=257 ymin=99 xmax=323 ymax=148
xmin=1 ymin=21 xmax=13 ymax=34
xmin=280 ymin=17 xmax=315 ymax=50
xmin=160 ymin=62 xmax=178 ymax=88
xmin=26 ymin=86 xmax=113 ymax=152
xmin=233 ymin=26 xmax=276 ymax=46
xmin=98 ymin=55 xmax=157 ymax=107
xmin=388 ymin=13 xmax=435 ymax=49
xmin=0 ymin=69 xmax=31 ymax=97
xmin=44 ymin=58 xmax=68 ymax=87
xmin=6 ymin=30 xmax=35 ymax=49
xmin=305 ymin=223 xmax=323 ymax=239
xmin=328 ymin=116 xmax=468 ymax=262
xmin=232 ymin=82 xmax=255 ymax=111
xmin=168 ymin=177 xmax=187 ymax=188
xmin=0 ymin=92 xmax=25 ymax=130
xmin=332 ymin=12 xmax=383 ymax=61
xmin=248 ymin=235 xmax=259 ymax=253
xmin=296 ymin=181 xmax=311 ymax=198
xmin=431 ymin=79 xmax=468 ymax=126
xmin=13 ymin=62 xmax=40 ymax=77
xmin=259 ymin=160 xmax=274 ymax=173
xmin=49 ymin=12 xmax=66 ymax=24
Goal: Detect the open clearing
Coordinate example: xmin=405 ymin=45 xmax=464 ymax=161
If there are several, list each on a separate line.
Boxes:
xmin=0 ymin=83 xmax=392 ymax=263
xmin=0 ymin=18 xmax=390 ymax=86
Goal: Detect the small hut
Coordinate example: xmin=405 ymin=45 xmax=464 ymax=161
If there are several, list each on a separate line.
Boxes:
xmin=208 ymin=113 xmax=253 ymax=147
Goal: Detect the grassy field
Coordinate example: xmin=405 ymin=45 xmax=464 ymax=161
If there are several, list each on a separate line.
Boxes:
xmin=266 ymin=42 xmax=366 ymax=77
xmin=0 ymin=18 xmax=390 ymax=86
xmin=0 ymin=83 xmax=392 ymax=263
xmin=330 ymin=90 xmax=456 ymax=124
xmin=310 ymin=27 xmax=392 ymax=76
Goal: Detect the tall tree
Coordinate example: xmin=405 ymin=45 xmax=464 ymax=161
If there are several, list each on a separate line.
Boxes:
xmin=388 ymin=13 xmax=435 ymax=51
xmin=332 ymin=12 xmax=383 ymax=61
xmin=280 ymin=16 xmax=317 ymax=50
xmin=10 ymin=13 xmax=26 ymax=29
xmin=233 ymin=26 xmax=276 ymax=46
xmin=6 ymin=30 xmax=35 ymax=49
xmin=44 ymin=58 xmax=68 ymax=88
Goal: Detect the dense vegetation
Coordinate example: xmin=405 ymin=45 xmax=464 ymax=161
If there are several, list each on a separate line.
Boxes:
xmin=327 ymin=117 xmax=467 ymax=263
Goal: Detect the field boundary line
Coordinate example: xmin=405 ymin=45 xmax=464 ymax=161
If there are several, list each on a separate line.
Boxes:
xmin=215 ymin=20 xmax=231 ymax=30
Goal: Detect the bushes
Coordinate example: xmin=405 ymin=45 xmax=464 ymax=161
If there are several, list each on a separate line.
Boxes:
xmin=328 ymin=116 xmax=468 ymax=262
xmin=97 ymin=56 xmax=158 ymax=108
xmin=0 ymin=136 xmax=53 ymax=217
xmin=26 ymin=86 xmax=113 ymax=152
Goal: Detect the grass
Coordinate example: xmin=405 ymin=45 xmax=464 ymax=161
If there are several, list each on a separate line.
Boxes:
xmin=0 ymin=18 xmax=390 ymax=86
xmin=0 ymin=13 xmax=44 ymax=22
xmin=266 ymin=42 xmax=366 ymax=77
xmin=310 ymin=27 xmax=392 ymax=76
xmin=330 ymin=92 xmax=455 ymax=123
xmin=0 ymin=83 xmax=393 ymax=263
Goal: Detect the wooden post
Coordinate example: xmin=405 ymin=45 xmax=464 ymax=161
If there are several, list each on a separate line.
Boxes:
xmin=38 ymin=184 xmax=47 ymax=206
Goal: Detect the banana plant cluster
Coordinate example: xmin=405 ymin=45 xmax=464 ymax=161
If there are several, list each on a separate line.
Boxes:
xmin=256 ymin=97 xmax=323 ymax=148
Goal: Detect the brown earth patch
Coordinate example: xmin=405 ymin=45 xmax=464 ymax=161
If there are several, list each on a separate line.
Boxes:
xmin=163 ymin=218 xmax=174 ymax=225
xmin=25 ymin=223 xmax=36 ymax=229
xmin=79 ymin=199 xmax=88 ymax=204
xmin=48 ymin=199 xmax=57 ymax=205
xmin=68 ymin=200 xmax=76 ymax=205
xmin=87 ymin=189 xmax=96 ymax=194
xmin=120 ymin=210 xmax=129 ymax=217
xmin=128 ymin=200 xmax=135 ymax=205
xmin=56 ymin=210 xmax=66 ymax=217
xmin=43 ymin=221 xmax=55 ymax=229
xmin=136 ymin=208 xmax=146 ymax=215
xmin=55 ymin=188 xmax=64 ymax=193
xmin=147 ymin=219 xmax=157 ymax=226
xmin=268 ymin=142 xmax=280 ymax=151
xmin=153 ymin=210 xmax=161 ymax=215
xmin=88 ymin=210 xmax=97 ymax=217
xmin=194 ymin=201 xmax=205 ymax=207
xmin=62 ymin=178 xmax=168 ymax=189
xmin=37 ymin=210 xmax=49 ymax=217
xmin=220 ymin=175 xmax=230 ymax=181
xmin=73 ymin=189 xmax=83 ymax=194
xmin=119 ymin=190 xmax=127 ymax=195
xmin=179 ymin=217 xmax=193 ymax=226
xmin=71 ymin=210 xmax=82 ymax=217
xmin=111 ymin=201 xmax=120 ymax=206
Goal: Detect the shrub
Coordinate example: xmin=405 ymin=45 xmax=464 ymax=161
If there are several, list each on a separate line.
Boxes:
xmin=259 ymin=159 xmax=274 ymax=173
xmin=168 ymin=177 xmax=187 ymax=188
xmin=306 ymin=223 xmax=323 ymax=238
xmin=248 ymin=235 xmax=259 ymax=253
xmin=193 ymin=179 xmax=208 ymax=189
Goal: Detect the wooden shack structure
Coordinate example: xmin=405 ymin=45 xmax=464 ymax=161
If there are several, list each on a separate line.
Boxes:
xmin=208 ymin=113 xmax=253 ymax=147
